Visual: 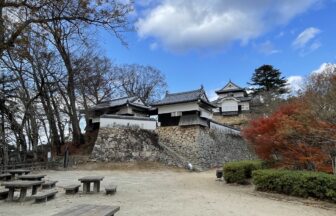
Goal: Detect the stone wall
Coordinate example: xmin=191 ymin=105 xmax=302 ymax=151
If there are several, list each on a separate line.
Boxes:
xmin=91 ymin=127 xmax=182 ymax=167
xmin=91 ymin=125 xmax=256 ymax=170
xmin=157 ymin=126 xmax=256 ymax=169
xmin=212 ymin=113 xmax=250 ymax=129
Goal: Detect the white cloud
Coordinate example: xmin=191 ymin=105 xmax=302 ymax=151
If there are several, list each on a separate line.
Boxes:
xmin=136 ymin=0 xmax=320 ymax=52
xmin=292 ymin=27 xmax=321 ymax=49
xmin=287 ymin=63 xmax=336 ymax=94
xmin=257 ymin=41 xmax=281 ymax=55
xmin=287 ymin=75 xmax=305 ymax=94
xmin=312 ymin=62 xmax=336 ymax=74
xmin=207 ymin=89 xmax=218 ymax=102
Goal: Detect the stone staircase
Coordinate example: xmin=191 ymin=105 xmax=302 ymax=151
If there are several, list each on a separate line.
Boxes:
xmin=157 ymin=141 xmax=203 ymax=171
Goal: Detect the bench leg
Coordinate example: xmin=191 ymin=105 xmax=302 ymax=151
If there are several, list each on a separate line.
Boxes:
xmin=83 ymin=183 xmax=90 ymax=193
xmin=93 ymin=182 xmax=100 ymax=193
xmin=49 ymin=194 xmax=56 ymax=200
xmin=19 ymin=188 xmax=27 ymax=202
xmin=42 ymin=185 xmax=51 ymax=190
xmin=83 ymin=184 xmax=87 ymax=193
xmin=32 ymin=186 xmax=38 ymax=195
xmin=66 ymin=188 xmax=77 ymax=195
xmin=0 ymin=194 xmax=8 ymax=200
xmin=35 ymin=197 xmax=47 ymax=203
xmin=7 ymin=188 xmax=14 ymax=201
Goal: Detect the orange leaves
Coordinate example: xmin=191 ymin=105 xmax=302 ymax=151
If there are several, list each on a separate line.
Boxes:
xmin=242 ymin=101 xmax=334 ymax=172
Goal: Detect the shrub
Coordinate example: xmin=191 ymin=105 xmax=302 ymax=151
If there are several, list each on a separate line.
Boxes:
xmin=252 ymin=169 xmax=336 ymax=202
xmin=223 ymin=160 xmax=264 ymax=184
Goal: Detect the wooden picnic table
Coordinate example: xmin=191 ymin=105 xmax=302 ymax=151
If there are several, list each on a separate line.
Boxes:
xmin=52 ymin=204 xmax=120 ymax=216
xmin=2 ymin=180 xmax=44 ymax=201
xmin=7 ymin=169 xmax=30 ymax=179
xmin=18 ymin=174 xmax=46 ymax=181
xmin=78 ymin=176 xmax=104 ymax=193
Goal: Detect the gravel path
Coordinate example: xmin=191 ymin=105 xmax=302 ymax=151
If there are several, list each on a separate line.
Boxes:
xmin=0 ymin=168 xmax=335 ymax=216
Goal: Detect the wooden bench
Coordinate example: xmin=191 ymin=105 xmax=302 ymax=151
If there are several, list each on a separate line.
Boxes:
xmin=63 ymin=184 xmax=80 ymax=194
xmin=0 ymin=173 xmax=12 ymax=181
xmin=2 ymin=180 xmax=44 ymax=202
xmin=52 ymin=204 xmax=120 ymax=216
xmin=42 ymin=180 xmax=58 ymax=189
xmin=18 ymin=174 xmax=46 ymax=181
xmin=0 ymin=188 xmax=9 ymax=200
xmin=105 ymin=184 xmax=117 ymax=195
xmin=32 ymin=189 xmax=58 ymax=203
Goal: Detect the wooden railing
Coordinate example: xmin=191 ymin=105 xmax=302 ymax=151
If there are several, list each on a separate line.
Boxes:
xmin=0 ymin=161 xmax=58 ymax=173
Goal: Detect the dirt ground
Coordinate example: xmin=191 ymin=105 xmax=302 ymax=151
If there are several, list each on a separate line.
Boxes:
xmin=0 ymin=163 xmax=335 ymax=216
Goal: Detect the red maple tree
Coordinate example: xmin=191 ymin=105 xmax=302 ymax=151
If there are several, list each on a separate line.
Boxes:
xmin=243 ymin=101 xmax=334 ymax=172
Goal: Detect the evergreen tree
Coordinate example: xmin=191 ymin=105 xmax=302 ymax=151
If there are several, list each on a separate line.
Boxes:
xmin=250 ymin=65 xmax=288 ymax=94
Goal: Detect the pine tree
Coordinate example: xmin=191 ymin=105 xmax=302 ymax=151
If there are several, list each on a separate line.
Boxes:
xmin=250 ymin=65 xmax=288 ymax=94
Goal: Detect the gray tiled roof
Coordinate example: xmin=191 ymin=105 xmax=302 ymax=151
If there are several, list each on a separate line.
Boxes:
xmin=91 ymin=96 xmax=149 ymax=110
xmin=237 ymin=96 xmax=252 ymax=102
xmin=216 ymin=81 xmax=245 ymax=94
xmin=100 ymin=114 xmax=156 ymax=121
xmin=152 ymin=88 xmax=215 ymax=107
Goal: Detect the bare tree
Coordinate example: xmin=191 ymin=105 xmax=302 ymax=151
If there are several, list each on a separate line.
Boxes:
xmin=0 ymin=0 xmax=133 ymax=55
xmin=0 ymin=0 xmax=134 ymax=162
xmin=116 ymin=64 xmax=167 ymax=104
xmin=303 ymin=64 xmax=336 ymax=174
xmin=73 ymin=51 xmax=118 ymax=125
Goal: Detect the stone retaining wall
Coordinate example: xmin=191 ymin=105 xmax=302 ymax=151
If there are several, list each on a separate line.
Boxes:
xmin=157 ymin=126 xmax=256 ymax=168
xmin=91 ymin=125 xmax=256 ymax=170
xmin=212 ymin=114 xmax=249 ymax=129
xmin=91 ymin=127 xmax=182 ymax=167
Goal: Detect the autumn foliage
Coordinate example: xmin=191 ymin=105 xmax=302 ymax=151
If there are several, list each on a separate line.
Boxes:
xmin=243 ymin=101 xmax=335 ymax=172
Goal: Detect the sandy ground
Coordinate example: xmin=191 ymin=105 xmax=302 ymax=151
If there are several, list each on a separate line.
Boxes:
xmin=0 ymin=164 xmax=335 ymax=216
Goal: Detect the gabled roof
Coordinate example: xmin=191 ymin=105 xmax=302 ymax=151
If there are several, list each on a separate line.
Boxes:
xmin=152 ymin=87 xmax=216 ymax=108
xmin=90 ymin=96 xmax=149 ymax=110
xmin=216 ymin=80 xmax=245 ymax=94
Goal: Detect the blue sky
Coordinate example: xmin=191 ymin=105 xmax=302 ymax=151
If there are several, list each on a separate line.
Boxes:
xmin=96 ymin=0 xmax=336 ymax=99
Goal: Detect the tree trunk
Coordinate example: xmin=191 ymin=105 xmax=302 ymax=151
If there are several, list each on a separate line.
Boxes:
xmin=53 ymin=35 xmax=82 ymax=146
xmin=0 ymin=0 xmax=5 ymax=56
xmin=28 ymin=111 xmax=39 ymax=160
xmin=49 ymin=89 xmax=65 ymax=146
xmin=1 ymin=102 xmax=8 ymax=165
xmin=0 ymin=102 xmax=27 ymax=162
xmin=0 ymin=2 xmax=8 ymax=164
xmin=32 ymin=71 xmax=62 ymax=155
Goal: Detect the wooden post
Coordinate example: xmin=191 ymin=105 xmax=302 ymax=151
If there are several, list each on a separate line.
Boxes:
xmin=32 ymin=185 xmax=38 ymax=195
xmin=7 ymin=188 xmax=14 ymax=201
xmin=19 ymin=188 xmax=27 ymax=202
xmin=83 ymin=182 xmax=90 ymax=193
xmin=93 ymin=181 xmax=100 ymax=193
xmin=64 ymin=147 xmax=69 ymax=168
